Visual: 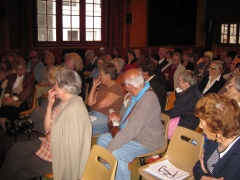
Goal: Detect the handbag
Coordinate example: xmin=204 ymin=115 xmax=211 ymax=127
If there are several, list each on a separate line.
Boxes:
xmin=108 ymin=100 xmax=139 ymax=138
xmin=6 ymin=118 xmax=34 ymax=136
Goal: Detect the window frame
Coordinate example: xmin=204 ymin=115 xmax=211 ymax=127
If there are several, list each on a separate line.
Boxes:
xmin=34 ymin=0 xmax=105 ymax=46
xmin=220 ymin=23 xmax=240 ymax=45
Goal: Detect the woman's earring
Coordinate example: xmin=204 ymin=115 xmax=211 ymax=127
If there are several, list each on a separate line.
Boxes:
xmin=215 ymin=134 xmax=218 ymax=143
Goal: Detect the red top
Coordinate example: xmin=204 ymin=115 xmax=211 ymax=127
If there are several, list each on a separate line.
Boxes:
xmin=124 ymin=61 xmax=138 ymax=71
xmin=161 ymin=65 xmax=177 ymax=89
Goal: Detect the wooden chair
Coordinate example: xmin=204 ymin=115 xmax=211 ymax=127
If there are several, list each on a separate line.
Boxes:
xmin=19 ymin=90 xmax=38 ymax=118
xmin=165 ymin=91 xmax=176 ymax=111
xmin=84 ymin=83 xmax=89 ymax=105
xmin=138 ymin=126 xmax=204 ymax=180
xmin=137 ymin=113 xmax=170 ymax=180
xmin=43 ymin=144 xmax=117 ymax=180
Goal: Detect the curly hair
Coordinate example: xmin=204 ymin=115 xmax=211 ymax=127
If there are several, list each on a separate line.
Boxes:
xmin=195 ymin=93 xmax=240 ymax=138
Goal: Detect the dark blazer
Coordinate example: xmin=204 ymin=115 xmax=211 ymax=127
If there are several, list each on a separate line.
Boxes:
xmin=5 ymin=72 xmax=35 ymax=108
xmin=193 ymin=138 xmax=240 ymax=180
xmin=149 ymin=75 xmax=167 ymax=112
xmin=182 ymin=61 xmax=194 ymax=71
xmin=198 ymin=75 xmax=226 ymax=95
xmin=155 ymin=59 xmax=169 ymax=76
xmin=164 ymin=85 xmax=202 ymax=130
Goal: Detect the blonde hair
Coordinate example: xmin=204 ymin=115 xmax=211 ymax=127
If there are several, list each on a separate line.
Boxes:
xmin=44 ymin=53 xmax=55 ymax=64
xmin=66 ymin=53 xmax=84 ymax=71
xmin=48 ymin=66 xmax=64 ymax=85
xmin=211 ymin=60 xmax=223 ymax=74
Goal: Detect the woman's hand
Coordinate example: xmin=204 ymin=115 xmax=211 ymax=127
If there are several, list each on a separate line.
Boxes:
xmin=45 ymin=132 xmax=51 ymax=143
xmin=48 ymin=87 xmax=57 ymax=108
xmin=199 ymin=151 xmax=208 ymax=174
xmin=93 ymin=77 xmax=101 ymax=87
xmin=4 ymin=96 xmax=14 ymax=104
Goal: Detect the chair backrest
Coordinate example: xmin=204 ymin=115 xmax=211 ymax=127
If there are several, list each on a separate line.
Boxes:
xmin=138 ymin=113 xmax=170 ymax=157
xmin=81 ymin=144 xmax=117 ymax=180
xmin=165 ymin=126 xmax=204 ymax=174
xmin=165 ymin=91 xmax=176 ymax=111
xmin=84 ymin=83 xmax=89 ymax=105
xmin=19 ymin=90 xmax=37 ymax=115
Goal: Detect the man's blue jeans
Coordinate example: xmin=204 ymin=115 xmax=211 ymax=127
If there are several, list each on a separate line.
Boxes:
xmin=97 ymin=133 xmax=151 ymax=180
xmin=90 ymin=110 xmax=109 ymax=136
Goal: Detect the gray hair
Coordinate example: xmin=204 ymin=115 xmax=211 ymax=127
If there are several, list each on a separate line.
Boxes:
xmin=56 ymin=69 xmax=82 ymax=95
xmin=85 ymin=50 xmax=95 ymax=57
xmin=179 ymin=70 xmax=197 ymax=85
xmin=112 ymin=58 xmax=126 ymax=71
xmin=233 ymin=75 xmax=240 ymax=92
xmin=125 ymin=70 xmax=145 ymax=88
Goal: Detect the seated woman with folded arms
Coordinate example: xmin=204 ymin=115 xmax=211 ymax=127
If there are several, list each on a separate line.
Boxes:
xmin=198 ymin=60 xmax=226 ymax=96
xmin=0 ymin=69 xmax=92 ymax=180
xmin=88 ymin=63 xmax=124 ymax=136
xmin=193 ymin=93 xmax=240 ymax=180
xmin=0 ymin=57 xmax=35 ymax=130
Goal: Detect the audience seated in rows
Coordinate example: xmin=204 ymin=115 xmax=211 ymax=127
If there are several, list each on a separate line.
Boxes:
xmin=0 ymin=57 xmax=35 ymax=130
xmin=65 ymin=52 xmax=85 ymax=100
xmin=0 ymin=69 xmax=91 ymax=180
xmin=26 ymin=51 xmax=44 ymax=84
xmin=155 ymin=47 xmax=169 ymax=76
xmin=111 ymin=58 xmax=127 ymax=95
xmin=138 ymin=59 xmax=166 ymax=112
xmin=161 ymin=52 xmax=185 ymax=92
xmin=198 ymin=60 xmax=226 ymax=96
xmin=97 ymin=68 xmax=165 ymax=180
xmin=35 ymin=52 xmax=55 ymax=99
xmin=165 ymin=70 xmax=202 ymax=137
xmin=124 ymin=50 xmax=138 ymax=71
xmin=181 ymin=50 xmax=195 ymax=71
xmin=195 ymin=51 xmax=212 ymax=85
xmin=88 ymin=63 xmax=124 ymax=136
xmin=218 ymin=58 xmax=240 ymax=94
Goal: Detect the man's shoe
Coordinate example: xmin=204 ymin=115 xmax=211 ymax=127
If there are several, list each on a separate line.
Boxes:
xmin=146 ymin=155 xmax=161 ymax=164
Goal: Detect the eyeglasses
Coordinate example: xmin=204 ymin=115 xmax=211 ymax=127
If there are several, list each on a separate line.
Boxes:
xmin=208 ymin=67 xmax=217 ymax=71
xmin=158 ymin=166 xmax=178 ymax=178
xmin=29 ymin=56 xmax=36 ymax=59
xmin=204 ymin=56 xmax=211 ymax=58
xmin=121 ymin=82 xmax=129 ymax=86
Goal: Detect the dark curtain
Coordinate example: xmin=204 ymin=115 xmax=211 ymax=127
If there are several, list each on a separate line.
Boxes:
xmin=9 ymin=0 xmax=33 ymax=49
xmin=106 ymin=0 xmax=125 ymax=48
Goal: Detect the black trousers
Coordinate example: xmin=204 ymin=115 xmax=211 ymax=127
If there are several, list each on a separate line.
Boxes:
xmin=0 ymin=139 xmax=52 ymax=180
xmin=0 ymin=101 xmax=29 ymax=121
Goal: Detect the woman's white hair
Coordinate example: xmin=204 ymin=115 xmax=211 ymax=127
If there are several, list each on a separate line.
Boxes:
xmin=125 ymin=70 xmax=144 ymax=88
xmin=56 ymin=69 xmax=82 ymax=95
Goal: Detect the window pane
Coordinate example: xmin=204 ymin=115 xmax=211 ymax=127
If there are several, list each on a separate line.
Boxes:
xmin=38 ymin=28 xmax=47 ymax=41
xmin=94 ymin=29 xmax=101 ymax=40
xmin=37 ymin=1 xmax=46 ymax=14
xmin=94 ymin=4 xmax=101 ymax=16
xmin=47 ymin=1 xmax=56 ymax=14
xmin=221 ymin=24 xmax=228 ymax=43
xmin=86 ymin=17 xmax=93 ymax=28
xmin=86 ymin=4 xmax=93 ymax=16
xmin=48 ymin=15 xmax=56 ymax=28
xmin=221 ymin=35 xmax=227 ymax=43
xmin=63 ymin=29 xmax=71 ymax=41
xmin=86 ymin=0 xmax=93 ymax=3
xmin=86 ymin=30 xmax=93 ymax=41
xmin=72 ymin=2 xmax=80 ymax=15
xmin=72 ymin=16 xmax=80 ymax=28
xmin=94 ymin=0 xmax=101 ymax=3
xmin=48 ymin=29 xmax=56 ymax=41
xmin=38 ymin=15 xmax=46 ymax=27
xmin=63 ymin=15 xmax=71 ymax=28
xmin=230 ymin=36 xmax=236 ymax=44
xmin=71 ymin=29 xmax=80 ymax=41
xmin=94 ymin=17 xmax=101 ymax=28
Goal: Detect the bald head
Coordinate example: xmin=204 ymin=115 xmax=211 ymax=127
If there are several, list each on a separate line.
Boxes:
xmin=123 ymin=69 xmax=145 ymax=93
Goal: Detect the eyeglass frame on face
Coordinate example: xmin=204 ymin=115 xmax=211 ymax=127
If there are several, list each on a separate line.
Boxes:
xmin=158 ymin=166 xmax=178 ymax=178
xmin=227 ymin=83 xmax=235 ymax=88
xmin=208 ymin=67 xmax=217 ymax=71
xmin=121 ymin=82 xmax=130 ymax=86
